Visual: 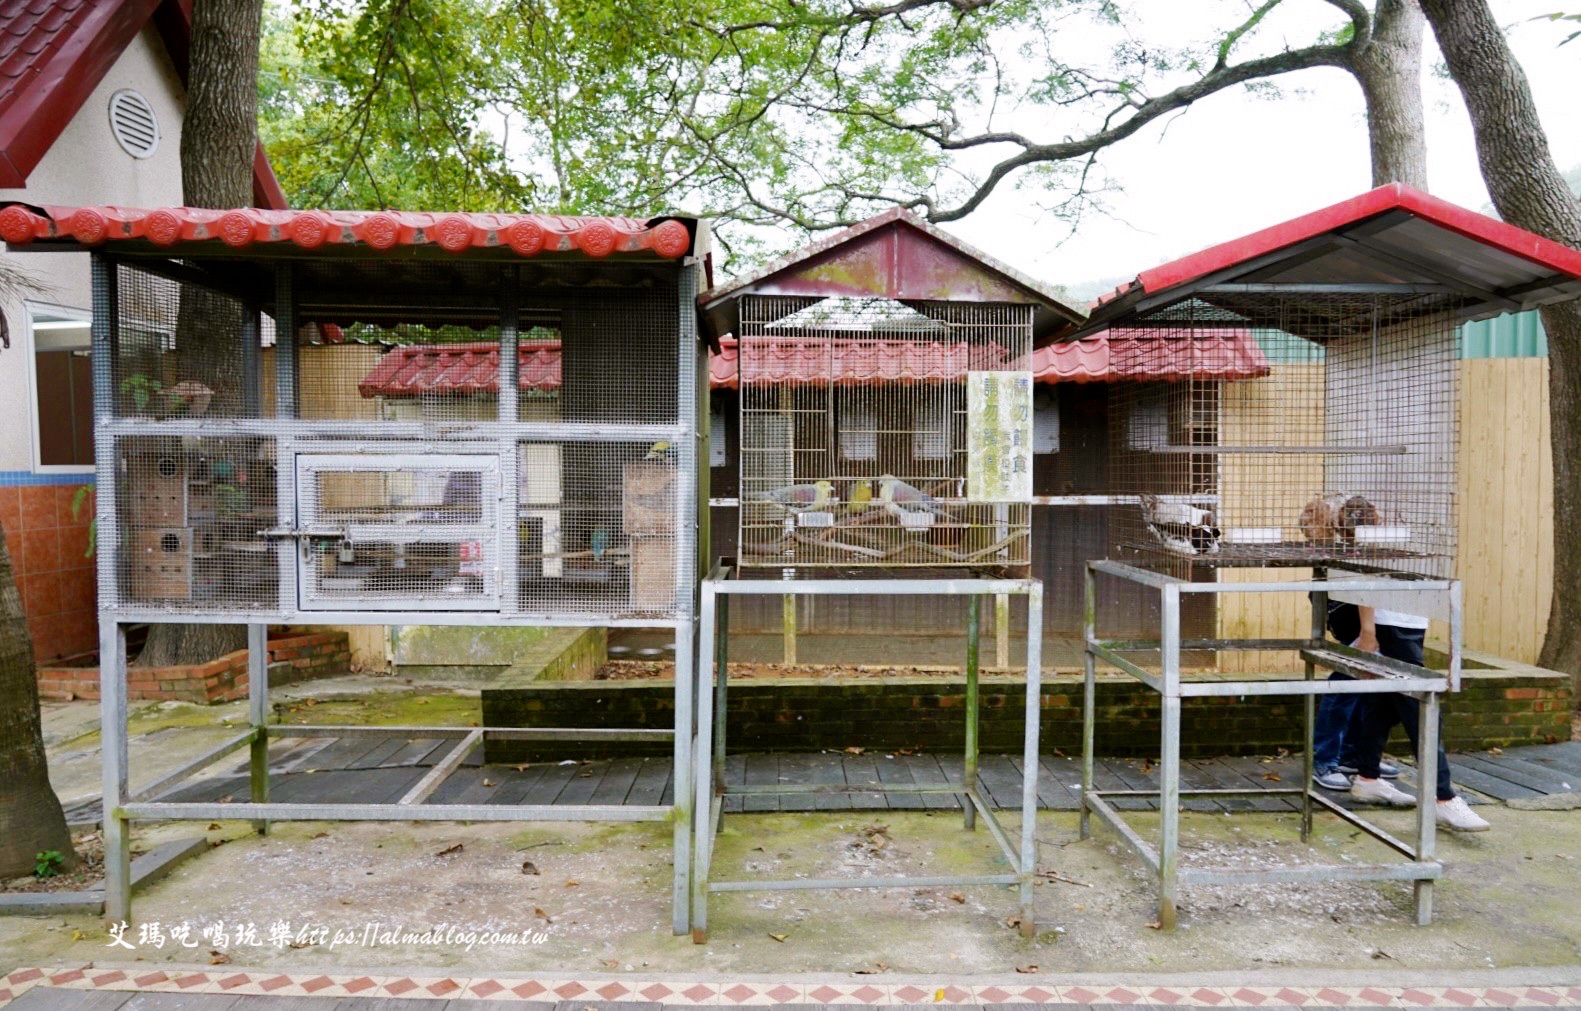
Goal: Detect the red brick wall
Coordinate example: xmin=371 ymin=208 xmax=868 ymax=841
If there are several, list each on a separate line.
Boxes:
xmin=37 ymin=629 xmax=353 ymax=704
xmin=0 ymin=482 xmax=97 ymax=663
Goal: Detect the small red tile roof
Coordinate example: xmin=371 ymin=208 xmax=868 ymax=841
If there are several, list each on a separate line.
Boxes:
xmin=0 ymin=204 xmax=697 ymax=258
xmin=358 ymin=341 xmax=563 ymax=397
xmin=0 ymin=0 xmax=285 ymax=206
xmin=357 ymin=329 xmax=1268 ymax=398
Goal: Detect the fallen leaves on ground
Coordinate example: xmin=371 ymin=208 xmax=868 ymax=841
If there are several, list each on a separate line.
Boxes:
xmin=947 ymin=892 xmax=966 ymax=903
xmin=768 ymin=933 xmax=787 ymax=942
xmin=1016 ymin=965 xmax=1038 ymax=974
xmin=208 ymin=950 xmax=230 ymax=965
xmin=521 ymin=860 xmax=539 ymax=875
xmin=434 ymin=843 xmax=463 ymax=858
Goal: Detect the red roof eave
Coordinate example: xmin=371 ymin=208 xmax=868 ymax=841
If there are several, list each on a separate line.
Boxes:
xmin=1100 ymin=183 xmax=1581 ymax=310
xmin=0 ymin=204 xmax=697 ymax=259
xmin=0 ymin=0 xmax=162 ymax=189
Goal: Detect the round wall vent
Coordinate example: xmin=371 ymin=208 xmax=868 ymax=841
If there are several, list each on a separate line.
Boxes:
xmin=108 ymin=89 xmax=159 ymax=159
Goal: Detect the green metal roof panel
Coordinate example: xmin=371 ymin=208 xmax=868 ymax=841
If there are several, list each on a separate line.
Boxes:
xmin=1460 ymin=311 xmax=1547 ymax=359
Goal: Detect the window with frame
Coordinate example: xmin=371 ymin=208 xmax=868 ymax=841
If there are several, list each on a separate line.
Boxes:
xmin=30 ymin=306 xmax=94 ymax=468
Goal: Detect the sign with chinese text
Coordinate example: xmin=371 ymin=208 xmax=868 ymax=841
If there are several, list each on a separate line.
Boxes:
xmin=966 ymin=370 xmax=1034 ymax=502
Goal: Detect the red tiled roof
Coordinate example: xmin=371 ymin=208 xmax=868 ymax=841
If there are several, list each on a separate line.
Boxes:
xmin=0 ymin=0 xmax=286 ymax=207
xmin=1033 ymin=329 xmax=1271 ymax=383
xmin=0 ymin=204 xmax=697 ymax=258
xmin=358 ymin=341 xmax=562 ymax=397
xmin=358 ymin=329 xmax=1269 ymax=398
xmin=709 ymin=330 xmax=1268 ymax=388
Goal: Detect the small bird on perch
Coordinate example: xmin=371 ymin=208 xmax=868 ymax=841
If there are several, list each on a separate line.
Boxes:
xmin=752 ymin=480 xmax=834 ymax=511
xmin=645 ymin=441 xmax=674 ymax=460
xmin=846 ymin=480 xmax=874 ymax=513
xmin=590 ymin=526 xmax=612 ymax=563
xmin=877 ymin=474 xmax=949 ymax=517
xmin=1139 ymin=493 xmax=1220 ymax=556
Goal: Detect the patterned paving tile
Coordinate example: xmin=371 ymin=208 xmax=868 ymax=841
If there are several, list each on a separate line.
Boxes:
xmin=9 ymin=969 xmax=1581 ymax=1009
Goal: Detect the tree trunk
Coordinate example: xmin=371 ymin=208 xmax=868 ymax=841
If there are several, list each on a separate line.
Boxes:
xmin=1419 ymin=0 xmax=1581 ymax=691
xmin=142 ymin=0 xmax=266 ymax=668
xmin=183 ymin=0 xmax=264 ymax=209
xmin=1352 ymin=0 xmax=1429 ymax=188
xmin=0 ymin=519 xmax=76 ymax=878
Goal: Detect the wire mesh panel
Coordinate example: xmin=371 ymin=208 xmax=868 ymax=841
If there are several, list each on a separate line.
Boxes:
xmin=113 ymin=435 xmax=279 ymax=610
xmin=296 ymin=453 xmax=501 ymax=610
xmin=737 ymin=295 xmax=1033 ymax=570
xmin=113 ymin=262 xmax=272 ymax=419
xmin=102 ymin=251 xmax=696 ymax=621
xmin=1107 ymin=293 xmax=1459 ymax=580
xmin=517 ymin=439 xmax=689 ymax=618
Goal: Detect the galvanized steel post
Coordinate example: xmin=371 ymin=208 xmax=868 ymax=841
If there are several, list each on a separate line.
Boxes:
xmin=248 ymin=624 xmax=270 ymax=835
xmin=100 ymin=620 xmax=130 ymax=923
xmin=1157 ymin=584 xmax=1182 ymax=930
xmin=964 ymin=594 xmax=981 ymax=831
xmin=1019 ymin=581 xmax=1044 ymax=937
xmin=1414 ymin=689 xmax=1439 ymax=925
xmin=1081 ymin=563 xmax=1097 ymax=840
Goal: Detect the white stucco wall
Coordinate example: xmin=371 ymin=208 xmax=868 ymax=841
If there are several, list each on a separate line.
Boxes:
xmin=0 ymin=26 xmax=186 ymax=472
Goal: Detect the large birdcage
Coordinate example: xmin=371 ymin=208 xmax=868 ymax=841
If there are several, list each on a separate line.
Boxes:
xmin=1 ymin=203 xmax=708 ymax=934
xmin=89 ymin=243 xmax=701 ymax=622
xmin=1108 ymin=292 xmax=1460 ymax=581
xmin=736 ymin=294 xmax=1034 ymax=570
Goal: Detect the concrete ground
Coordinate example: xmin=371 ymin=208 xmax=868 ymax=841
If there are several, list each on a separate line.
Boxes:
xmin=3 ymin=803 xmax=1580 ymax=979
xmin=14 ymin=682 xmax=1581 ymax=986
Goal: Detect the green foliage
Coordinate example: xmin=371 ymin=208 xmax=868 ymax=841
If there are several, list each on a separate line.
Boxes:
xmin=258 ymin=0 xmax=1372 ymax=266
xmin=33 ymin=850 xmax=64 ymax=878
xmin=1533 ymin=12 xmax=1581 ymax=45
xmin=70 ymin=485 xmax=96 ymax=559
xmin=119 ymin=374 xmax=162 ymax=413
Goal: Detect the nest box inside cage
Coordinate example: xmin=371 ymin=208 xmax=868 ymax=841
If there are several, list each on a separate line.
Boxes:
xmin=734 ymin=295 xmax=1035 ymax=568
xmin=1070 ymin=183 xmax=1581 ymax=581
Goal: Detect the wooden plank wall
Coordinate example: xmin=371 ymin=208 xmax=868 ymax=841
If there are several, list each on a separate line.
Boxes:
xmin=1455 ymin=357 xmax=1552 ymax=663
xmin=1219 ymin=358 xmax=1554 ymax=665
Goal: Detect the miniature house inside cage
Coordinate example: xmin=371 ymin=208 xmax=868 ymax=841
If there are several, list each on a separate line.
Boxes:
xmin=1073 ymin=185 xmax=1581 ymax=583
xmin=699 ymin=209 xmax=1083 ymax=572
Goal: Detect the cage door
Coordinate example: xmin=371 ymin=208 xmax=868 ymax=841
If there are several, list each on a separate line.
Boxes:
xmin=295 ymin=453 xmax=502 ymax=611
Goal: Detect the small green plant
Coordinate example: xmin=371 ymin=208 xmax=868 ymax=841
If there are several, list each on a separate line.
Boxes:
xmin=34 ymin=850 xmax=65 ymax=878
xmin=119 ymin=374 xmax=162 ymax=412
xmin=70 ymin=484 xmax=97 ymax=558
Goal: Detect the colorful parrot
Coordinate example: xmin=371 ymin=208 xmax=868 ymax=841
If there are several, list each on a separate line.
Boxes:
xmin=877 ymin=474 xmax=949 ymax=517
xmin=590 ymin=526 xmax=612 ymax=563
xmin=752 ymin=480 xmax=835 ymax=511
xmin=846 ymin=480 xmax=874 ymax=513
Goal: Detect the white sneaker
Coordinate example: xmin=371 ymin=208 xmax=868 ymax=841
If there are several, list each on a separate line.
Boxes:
xmin=1350 ymin=777 xmax=1415 ymax=807
xmin=1436 ymin=796 xmax=1491 ymax=832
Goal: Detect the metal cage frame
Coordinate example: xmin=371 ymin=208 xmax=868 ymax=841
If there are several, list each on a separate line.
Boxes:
xmin=690 ymin=565 xmax=1045 ymax=942
xmin=91 ymin=250 xmax=707 ymax=935
xmin=1081 ymin=559 xmax=1464 ymax=928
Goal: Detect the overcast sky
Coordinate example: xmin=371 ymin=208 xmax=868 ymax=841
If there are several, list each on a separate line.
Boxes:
xmin=942 ymin=1 xmax=1580 ymax=299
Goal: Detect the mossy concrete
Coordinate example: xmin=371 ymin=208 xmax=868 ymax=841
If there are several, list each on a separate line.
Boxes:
xmin=393 ymin=625 xmax=606 ymax=683
xmin=4 ymin=806 xmax=1581 ymax=978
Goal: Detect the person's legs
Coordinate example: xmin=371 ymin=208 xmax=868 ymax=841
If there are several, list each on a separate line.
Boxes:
xmin=1312 ymin=672 xmax=1357 ymax=771
xmin=1374 ymin=626 xmax=1456 ymax=802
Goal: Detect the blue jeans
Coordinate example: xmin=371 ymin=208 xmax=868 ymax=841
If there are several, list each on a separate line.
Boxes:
xmin=1312 ymin=673 xmax=1361 ymax=772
